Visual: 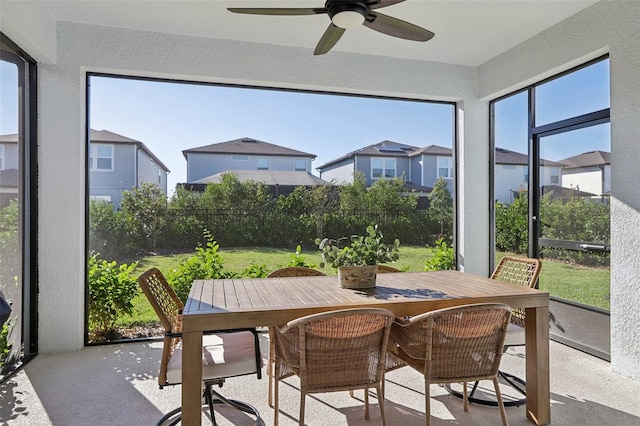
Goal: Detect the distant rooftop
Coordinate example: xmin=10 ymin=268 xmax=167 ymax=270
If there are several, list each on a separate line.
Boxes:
xmin=316 ymin=140 xmax=420 ymax=169
xmin=183 ymin=137 xmax=316 ymax=159
xmin=561 ymin=150 xmax=610 ymax=168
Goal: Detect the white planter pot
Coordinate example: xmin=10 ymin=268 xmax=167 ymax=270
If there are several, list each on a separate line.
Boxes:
xmin=337 ymin=265 xmax=377 ymax=289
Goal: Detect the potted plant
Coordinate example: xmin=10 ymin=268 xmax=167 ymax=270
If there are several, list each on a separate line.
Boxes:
xmin=316 ymin=225 xmax=400 ymax=289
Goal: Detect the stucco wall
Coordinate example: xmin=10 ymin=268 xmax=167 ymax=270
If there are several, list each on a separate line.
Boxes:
xmin=32 ymin=20 xmax=479 ymax=354
xmin=479 ymin=0 xmax=640 ymax=380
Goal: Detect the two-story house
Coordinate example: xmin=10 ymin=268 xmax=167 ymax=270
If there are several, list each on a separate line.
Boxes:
xmin=89 ymin=129 xmax=170 ymax=209
xmin=559 ymin=150 xmax=610 ymax=200
xmin=182 ymin=137 xmax=324 ymax=195
xmin=494 ymin=147 xmax=565 ymax=204
xmin=317 ymin=140 xmax=420 ymax=185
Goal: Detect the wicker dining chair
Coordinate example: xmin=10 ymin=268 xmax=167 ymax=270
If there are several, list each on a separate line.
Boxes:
xmin=388 ymin=303 xmax=512 ymax=426
xmin=138 ymin=268 xmax=263 ymax=426
xmin=264 ymin=267 xmax=326 ymax=408
xmin=376 ymin=264 xmax=401 ymax=273
xmin=272 ymin=308 xmax=395 ymax=426
xmin=447 ymin=256 xmax=542 ymax=407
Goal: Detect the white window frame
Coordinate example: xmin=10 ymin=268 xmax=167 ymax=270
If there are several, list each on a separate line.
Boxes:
xmin=294 ymin=158 xmax=306 ymax=171
xmin=89 ymin=143 xmax=114 ymax=171
xmin=437 ymin=156 xmax=453 ymax=179
xmin=257 ymin=157 xmax=269 ymax=170
xmin=371 ymin=158 xmax=396 ymax=180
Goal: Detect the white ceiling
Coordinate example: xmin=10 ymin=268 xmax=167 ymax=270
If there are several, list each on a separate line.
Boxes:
xmin=38 ymin=0 xmax=598 ymax=66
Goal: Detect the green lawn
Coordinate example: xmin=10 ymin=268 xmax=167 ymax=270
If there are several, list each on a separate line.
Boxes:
xmin=117 ymin=247 xmax=610 ymax=331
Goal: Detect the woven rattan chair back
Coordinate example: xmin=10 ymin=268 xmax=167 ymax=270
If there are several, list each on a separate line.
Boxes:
xmin=389 ymin=303 xmax=512 ymax=426
xmin=490 ymin=256 xmax=541 ymax=327
xmin=376 ymin=265 xmax=401 ymax=273
xmin=138 ymin=268 xmax=184 ymax=387
xmin=266 ymin=267 xmax=326 ymax=277
xmin=273 ymin=308 xmax=395 ymax=426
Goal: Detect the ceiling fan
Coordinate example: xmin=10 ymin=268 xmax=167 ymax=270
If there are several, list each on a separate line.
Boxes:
xmin=227 ymin=0 xmax=434 ymax=55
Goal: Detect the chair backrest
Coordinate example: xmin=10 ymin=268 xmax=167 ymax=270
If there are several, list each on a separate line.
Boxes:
xmin=138 ymin=268 xmax=184 ymax=387
xmin=266 ymin=266 xmax=326 ymax=278
xmin=275 ymin=308 xmax=395 ymax=393
xmin=392 ymin=303 xmax=511 ymax=382
xmin=490 ymin=256 xmax=542 ymax=327
xmin=377 ymin=264 xmax=401 ymax=273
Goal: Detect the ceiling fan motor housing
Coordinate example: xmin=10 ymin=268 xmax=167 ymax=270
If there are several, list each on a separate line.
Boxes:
xmin=328 ymin=1 xmax=368 ymax=28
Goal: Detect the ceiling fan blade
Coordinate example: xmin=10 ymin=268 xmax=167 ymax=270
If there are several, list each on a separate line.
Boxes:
xmin=369 ymin=0 xmax=406 ymax=10
xmin=314 ymin=23 xmax=346 ymax=55
xmin=363 ymin=12 xmax=434 ymax=41
xmin=227 ymin=7 xmax=327 ymax=16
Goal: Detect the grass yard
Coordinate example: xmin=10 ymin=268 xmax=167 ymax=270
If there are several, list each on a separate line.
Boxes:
xmin=118 ymin=245 xmax=434 ymax=330
xmin=116 ymin=247 xmax=611 ymax=333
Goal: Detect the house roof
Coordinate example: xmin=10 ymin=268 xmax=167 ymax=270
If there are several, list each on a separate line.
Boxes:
xmin=316 ymin=140 xmax=420 ymax=170
xmin=0 ymin=169 xmax=19 ymax=187
xmin=90 ymin=129 xmax=170 ymax=172
xmin=192 ymin=170 xmax=330 ymax=187
xmin=495 ymin=147 xmax=564 ymax=166
xmin=409 ymin=145 xmax=452 ymax=157
xmin=182 ymin=137 xmax=315 ymax=159
xmin=560 ymin=150 xmax=610 ymax=168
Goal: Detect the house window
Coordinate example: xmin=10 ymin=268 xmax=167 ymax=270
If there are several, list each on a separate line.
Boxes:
xmin=295 ymin=158 xmax=306 ymax=171
xmin=89 ymin=144 xmax=113 ymax=170
xmin=437 ymin=157 xmax=453 ymax=179
xmin=257 ymin=157 xmax=269 ymax=170
xmin=372 ymin=158 xmax=395 ymax=179
xmin=232 ymin=155 xmax=249 ymax=161
xmin=550 ymin=167 xmax=559 ymax=184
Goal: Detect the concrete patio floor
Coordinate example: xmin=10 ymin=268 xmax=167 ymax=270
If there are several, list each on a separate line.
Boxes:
xmin=1 ymin=334 xmax=639 ymax=425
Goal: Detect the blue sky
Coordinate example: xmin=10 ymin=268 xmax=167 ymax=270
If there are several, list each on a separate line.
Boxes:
xmin=87 ymin=76 xmax=454 ymax=192
xmin=1 ymin=58 xmax=609 ymax=193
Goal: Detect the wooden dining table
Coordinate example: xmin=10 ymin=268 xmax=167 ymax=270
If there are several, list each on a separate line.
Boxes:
xmin=180 ymin=270 xmax=550 ymax=425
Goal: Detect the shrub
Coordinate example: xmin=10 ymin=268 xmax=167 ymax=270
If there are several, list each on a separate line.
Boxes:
xmin=287 ymin=245 xmax=317 ymax=268
xmin=0 ymin=320 xmax=14 ymax=374
xmin=87 ymin=253 xmax=139 ymax=338
xmin=424 ymin=238 xmax=456 ymax=271
xmin=166 ymin=230 xmax=236 ymax=302
xmin=241 ymin=262 xmax=270 ymax=278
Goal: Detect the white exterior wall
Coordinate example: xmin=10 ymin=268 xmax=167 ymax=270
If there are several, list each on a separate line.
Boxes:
xmin=479 ymin=1 xmax=640 ymax=381
xmin=562 ymin=168 xmax=604 ymax=196
xmin=495 ymin=164 xmax=527 ymax=203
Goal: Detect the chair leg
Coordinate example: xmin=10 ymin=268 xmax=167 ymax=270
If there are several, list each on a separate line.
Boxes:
xmin=364 ymin=387 xmax=370 ymax=420
xmin=377 ymin=383 xmax=388 ymax=426
xmin=425 ymin=379 xmax=431 ymax=426
xmin=493 ymin=377 xmax=510 ymax=426
xmin=268 ymin=328 xmax=275 ymax=408
xmin=299 ymin=391 xmax=306 ymax=426
xmin=274 ymin=366 xmax=280 ymax=426
xmin=462 ymin=381 xmax=469 ymax=412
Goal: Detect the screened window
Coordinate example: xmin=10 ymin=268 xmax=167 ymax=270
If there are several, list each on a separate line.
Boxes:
xmin=437 ymin=157 xmax=453 ymax=179
xmin=372 ymin=158 xmax=395 ymax=179
xmin=257 ymin=157 xmax=269 ymax=170
xmin=89 ymin=144 xmax=113 ymax=170
xmin=294 ymin=158 xmax=306 ymax=171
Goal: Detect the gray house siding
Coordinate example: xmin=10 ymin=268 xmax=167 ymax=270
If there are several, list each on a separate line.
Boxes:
xmin=419 ymin=154 xmax=454 ymax=194
xmin=137 ymin=149 xmax=168 ymax=194
xmin=89 ymin=143 xmax=136 ymax=208
xmin=319 ymin=158 xmax=355 ymax=184
xmin=186 ymin=152 xmax=312 ymax=182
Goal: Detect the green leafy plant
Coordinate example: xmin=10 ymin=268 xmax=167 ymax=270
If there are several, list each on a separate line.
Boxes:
xmin=87 ymin=253 xmax=139 ymax=338
xmin=287 ymin=245 xmax=317 ymax=268
xmin=0 ymin=319 xmax=14 ymax=374
xmin=424 ymin=238 xmax=455 ymax=271
xmin=166 ymin=230 xmax=236 ymax=302
xmin=241 ymin=262 xmax=270 ymax=278
xmin=316 ymin=224 xmax=400 ymax=268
